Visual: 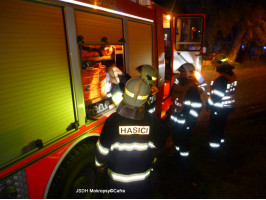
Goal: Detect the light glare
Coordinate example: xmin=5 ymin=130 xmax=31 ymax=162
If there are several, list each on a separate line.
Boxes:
xmin=58 ymin=0 xmax=153 ymax=22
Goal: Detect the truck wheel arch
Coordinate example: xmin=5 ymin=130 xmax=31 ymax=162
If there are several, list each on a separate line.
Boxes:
xmin=44 ymin=134 xmax=105 ymax=198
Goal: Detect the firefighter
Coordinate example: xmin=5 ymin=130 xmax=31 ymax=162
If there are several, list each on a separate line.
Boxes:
xmin=207 ymin=60 xmax=237 ymax=149
xmin=107 ymin=65 xmax=131 ymax=106
xmin=136 ymin=64 xmax=159 ymax=114
xmin=212 ymin=53 xmax=229 ymax=66
xmin=169 ymin=63 xmax=202 ymax=157
xmin=95 ymin=77 xmax=164 ymax=198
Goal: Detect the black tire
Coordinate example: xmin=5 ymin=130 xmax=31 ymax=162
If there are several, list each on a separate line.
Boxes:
xmin=47 ymin=137 xmax=106 ymax=199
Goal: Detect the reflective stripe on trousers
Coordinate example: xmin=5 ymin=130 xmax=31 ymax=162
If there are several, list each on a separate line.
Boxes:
xmin=107 ymin=168 xmax=152 ymax=183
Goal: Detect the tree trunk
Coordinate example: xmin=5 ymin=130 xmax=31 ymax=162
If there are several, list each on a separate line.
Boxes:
xmin=228 ymin=30 xmax=245 ymax=63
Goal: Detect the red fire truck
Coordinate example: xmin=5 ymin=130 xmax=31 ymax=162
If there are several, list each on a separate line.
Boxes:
xmin=0 ymin=0 xmax=205 ymax=198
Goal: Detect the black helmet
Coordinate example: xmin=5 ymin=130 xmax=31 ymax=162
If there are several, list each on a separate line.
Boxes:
xmin=124 ymin=77 xmax=150 ymax=107
xmin=212 ymin=53 xmax=228 ymax=66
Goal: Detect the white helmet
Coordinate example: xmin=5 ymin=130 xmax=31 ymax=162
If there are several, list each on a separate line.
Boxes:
xmin=107 ymin=66 xmax=122 ymax=84
xmin=178 ymin=63 xmax=195 ymax=79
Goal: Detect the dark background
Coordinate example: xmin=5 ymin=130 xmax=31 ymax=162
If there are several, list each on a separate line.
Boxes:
xmin=149 ymin=1 xmax=266 ymax=197
xmin=153 ymin=0 xmax=266 ymax=63
xmin=152 ymin=61 xmax=266 ymax=198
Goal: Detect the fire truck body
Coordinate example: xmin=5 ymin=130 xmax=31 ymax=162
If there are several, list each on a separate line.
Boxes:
xmin=0 ymin=0 xmax=205 ymax=198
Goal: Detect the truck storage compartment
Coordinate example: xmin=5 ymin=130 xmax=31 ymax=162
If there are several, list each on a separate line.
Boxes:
xmin=127 ymin=21 xmax=153 ymax=77
xmin=75 ymin=10 xmax=124 ymax=119
xmin=82 ymin=63 xmax=107 ymax=101
xmin=0 ymin=0 xmax=75 ymax=167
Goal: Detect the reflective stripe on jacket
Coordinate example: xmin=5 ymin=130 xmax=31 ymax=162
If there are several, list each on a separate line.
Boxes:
xmin=95 ymin=112 xmax=164 ymax=183
xmin=208 ymin=72 xmax=237 ymax=109
xmin=170 ymin=78 xmax=202 ymax=125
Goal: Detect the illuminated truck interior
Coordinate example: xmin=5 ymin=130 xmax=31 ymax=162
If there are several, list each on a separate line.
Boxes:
xmin=79 ymin=40 xmax=124 ymax=119
xmin=175 ymin=16 xmax=204 ymax=51
xmin=75 ymin=10 xmax=125 ymax=120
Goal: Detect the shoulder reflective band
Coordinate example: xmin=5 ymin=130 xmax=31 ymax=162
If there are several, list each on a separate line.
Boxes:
xmin=125 ymin=88 xmax=148 ymax=100
xmin=107 ymin=168 xmax=151 ymax=183
xmin=110 ymin=141 xmax=155 ymax=151
xmin=96 ymin=140 xmax=109 ymax=155
xmin=95 ymin=156 xmax=104 ymax=167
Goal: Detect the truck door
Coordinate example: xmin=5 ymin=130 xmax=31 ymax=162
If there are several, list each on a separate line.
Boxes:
xmin=161 ymin=14 xmax=205 ymax=117
xmin=127 ymin=21 xmax=153 ymax=77
xmin=173 ymin=14 xmax=205 ymax=72
xmin=0 ymin=0 xmax=77 ymax=168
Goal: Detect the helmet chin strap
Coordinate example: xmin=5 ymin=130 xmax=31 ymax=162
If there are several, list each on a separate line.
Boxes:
xmin=117 ymin=101 xmax=145 ymax=120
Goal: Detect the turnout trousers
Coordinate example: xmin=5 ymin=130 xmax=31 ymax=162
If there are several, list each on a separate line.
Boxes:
xmin=172 ymin=120 xmax=195 ymax=153
xmin=209 ymin=108 xmax=232 ymax=144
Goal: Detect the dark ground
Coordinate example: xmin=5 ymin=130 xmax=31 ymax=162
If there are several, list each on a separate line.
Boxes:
xmin=151 ymin=61 xmax=266 ymax=199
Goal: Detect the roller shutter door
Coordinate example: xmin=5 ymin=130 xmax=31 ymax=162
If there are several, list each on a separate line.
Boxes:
xmin=0 ymin=0 xmax=75 ymax=166
xmin=128 ymin=21 xmax=153 ymax=77
xmin=75 ymin=11 xmax=123 ymax=42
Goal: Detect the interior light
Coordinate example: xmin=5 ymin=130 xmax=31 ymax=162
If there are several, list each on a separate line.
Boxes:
xmin=166 ymin=15 xmax=171 ymax=20
xmin=194 ymin=71 xmax=200 ymax=80
xmin=58 ymin=0 xmax=153 ymax=22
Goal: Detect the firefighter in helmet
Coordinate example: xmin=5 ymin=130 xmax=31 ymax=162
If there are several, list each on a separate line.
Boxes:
xmin=211 ymin=53 xmax=229 ymax=67
xmin=169 ymin=63 xmax=202 ymax=157
xmin=95 ymin=77 xmax=164 ymax=198
xmin=136 ymin=64 xmax=159 ymax=114
xmin=207 ymin=57 xmax=237 ymax=149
